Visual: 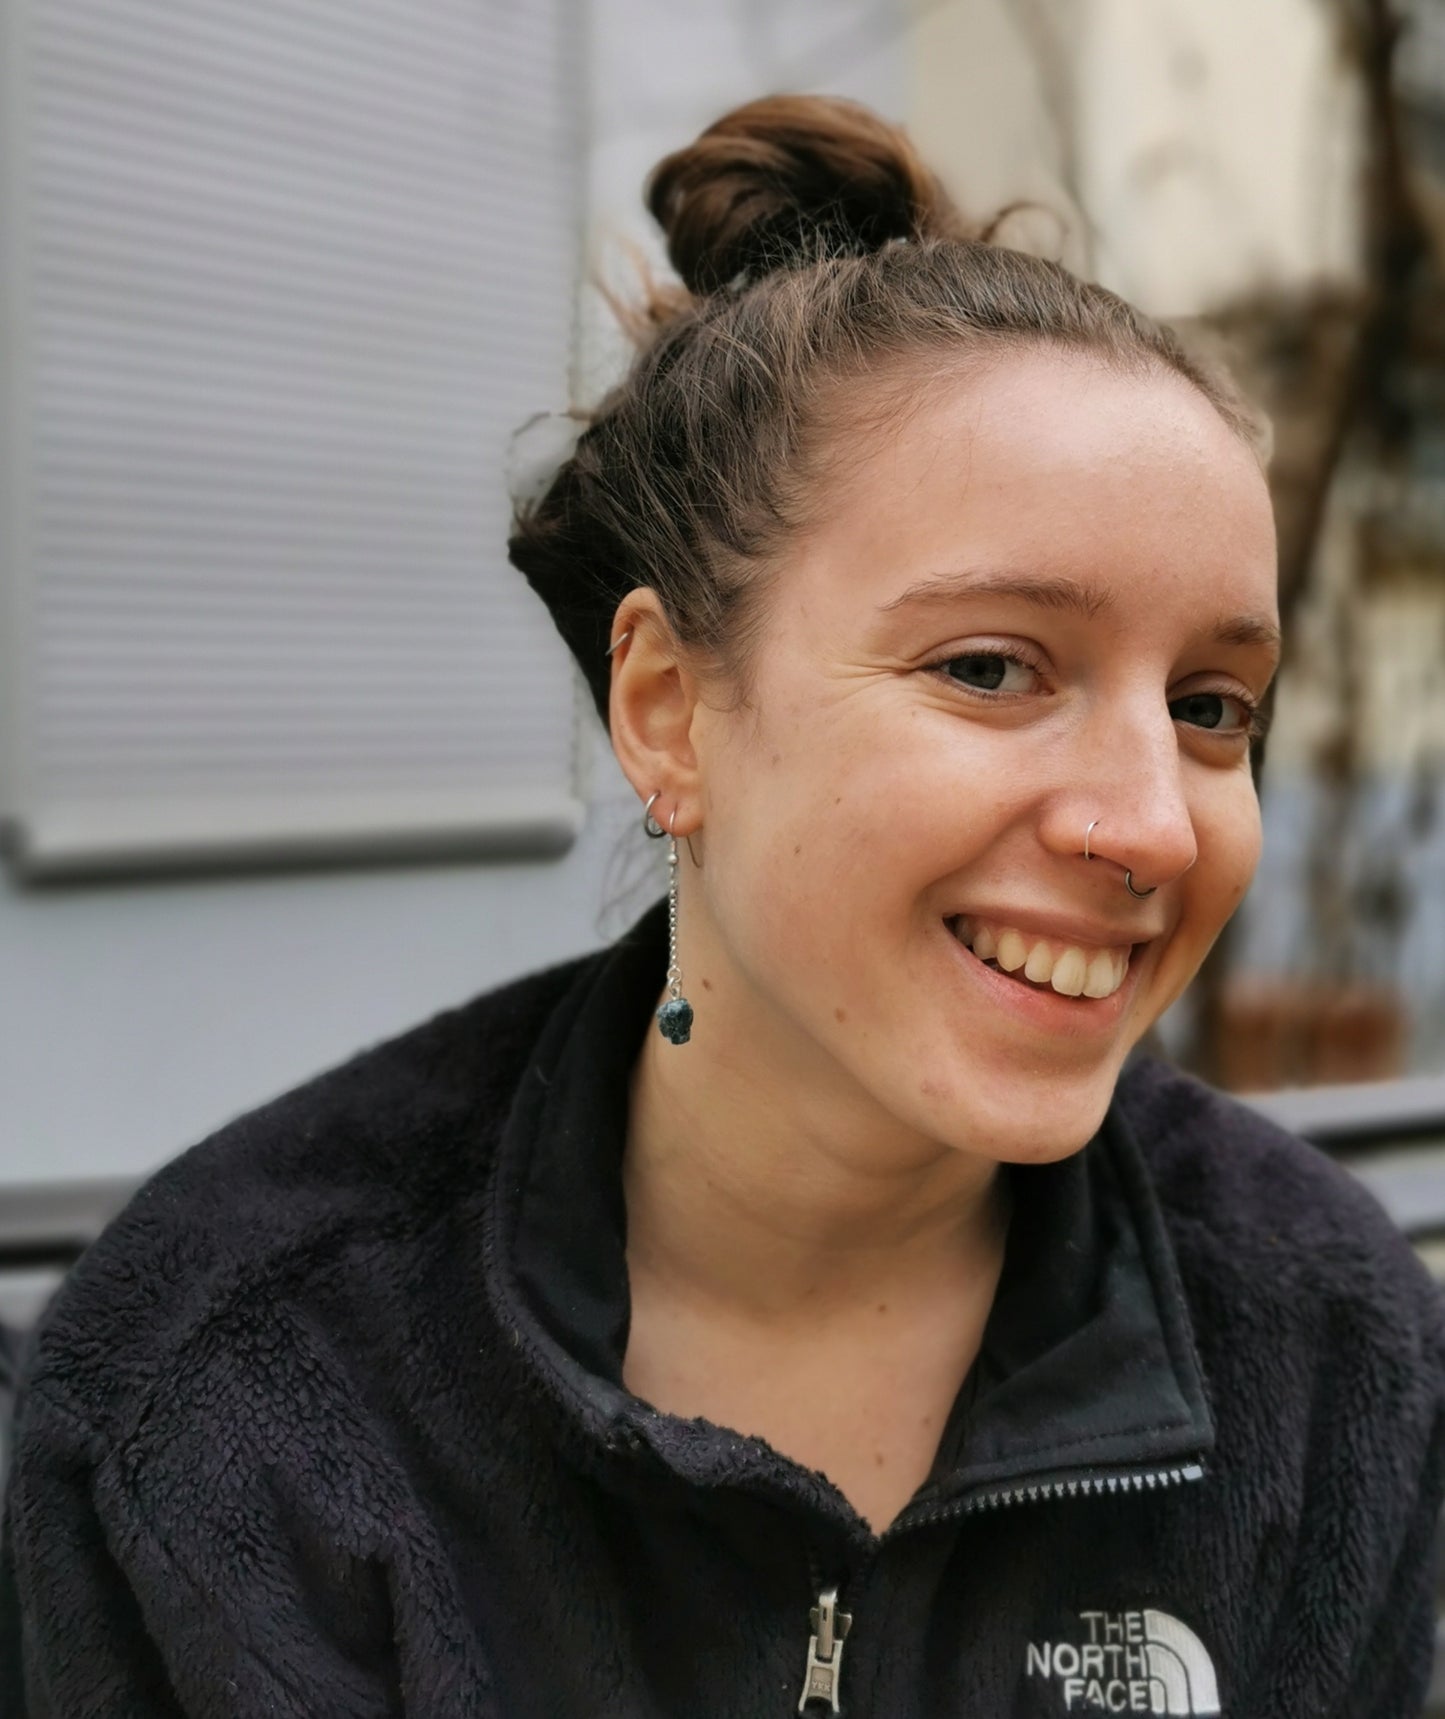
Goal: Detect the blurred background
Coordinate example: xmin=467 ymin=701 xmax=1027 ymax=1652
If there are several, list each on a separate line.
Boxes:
xmin=1 ymin=3 xmax=1443 ymax=1300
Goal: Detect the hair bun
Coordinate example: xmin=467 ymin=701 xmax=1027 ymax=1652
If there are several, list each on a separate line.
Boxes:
xmin=645 ymin=94 xmax=968 ymax=297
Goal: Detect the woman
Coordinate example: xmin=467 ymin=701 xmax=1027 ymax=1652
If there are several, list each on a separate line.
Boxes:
xmin=3 ymin=95 xmax=1443 ymax=1718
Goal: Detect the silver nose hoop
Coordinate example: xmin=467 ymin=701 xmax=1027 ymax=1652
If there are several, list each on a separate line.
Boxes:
xmin=1084 ymin=819 xmax=1157 ymax=898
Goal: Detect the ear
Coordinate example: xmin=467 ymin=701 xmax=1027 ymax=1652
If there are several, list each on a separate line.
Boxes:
xmin=606 ymin=589 xmax=705 ymax=837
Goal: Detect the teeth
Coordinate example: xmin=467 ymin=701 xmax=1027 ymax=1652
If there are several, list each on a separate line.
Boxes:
xmin=1083 ymin=950 xmax=1121 ymax=998
xmin=1023 ymin=941 xmax=1054 ymax=984
xmin=955 ymin=916 xmax=1132 ymax=1000
xmin=1049 ymin=948 xmax=1088 ymax=997
xmin=996 ymin=930 xmax=1030 ymax=973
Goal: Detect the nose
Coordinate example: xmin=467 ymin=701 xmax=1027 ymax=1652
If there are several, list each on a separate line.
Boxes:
xmin=1042 ymin=700 xmax=1200 ymax=891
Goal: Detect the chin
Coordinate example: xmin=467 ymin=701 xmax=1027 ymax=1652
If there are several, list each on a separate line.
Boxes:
xmin=916 ymin=1054 xmax=1126 ymax=1165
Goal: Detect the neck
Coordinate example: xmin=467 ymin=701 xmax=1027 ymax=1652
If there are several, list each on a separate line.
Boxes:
xmin=623 ymin=985 xmax=1009 ymax=1328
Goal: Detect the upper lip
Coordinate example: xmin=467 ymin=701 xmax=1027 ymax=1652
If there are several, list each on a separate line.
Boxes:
xmin=948 ymin=907 xmax=1162 ymax=951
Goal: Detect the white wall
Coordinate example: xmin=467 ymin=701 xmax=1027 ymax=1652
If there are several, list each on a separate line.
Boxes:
xmin=907 ymin=0 xmax=1362 ymax=315
xmin=1076 ymin=0 xmax=1362 ymax=314
xmin=0 ymin=0 xmax=909 ymax=1189
xmin=907 ymin=0 xmax=1092 ymax=274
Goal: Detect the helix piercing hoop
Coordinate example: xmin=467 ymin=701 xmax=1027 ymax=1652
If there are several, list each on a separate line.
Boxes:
xmin=653 ymin=804 xmax=694 ymax=1045
xmin=606 ymin=629 xmax=633 ymax=657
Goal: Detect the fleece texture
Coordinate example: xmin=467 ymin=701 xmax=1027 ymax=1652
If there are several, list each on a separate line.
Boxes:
xmin=2 ymin=898 xmax=1444 ymax=1718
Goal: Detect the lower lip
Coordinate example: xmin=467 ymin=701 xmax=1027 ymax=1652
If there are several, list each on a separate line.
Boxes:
xmin=942 ymin=920 xmax=1145 ymax=1038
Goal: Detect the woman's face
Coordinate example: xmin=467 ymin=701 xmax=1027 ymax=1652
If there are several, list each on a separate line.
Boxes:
xmin=649 ymin=349 xmax=1280 ymax=1164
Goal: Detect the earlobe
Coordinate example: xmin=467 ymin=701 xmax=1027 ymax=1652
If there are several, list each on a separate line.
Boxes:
xmin=607 ymin=591 xmax=704 ymax=835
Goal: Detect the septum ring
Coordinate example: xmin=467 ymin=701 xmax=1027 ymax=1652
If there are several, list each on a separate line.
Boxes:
xmin=1085 ymin=817 xmax=1158 ymax=897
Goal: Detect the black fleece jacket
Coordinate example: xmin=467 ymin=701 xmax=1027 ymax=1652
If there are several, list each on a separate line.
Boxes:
xmin=3 ymin=899 xmax=1445 ymax=1718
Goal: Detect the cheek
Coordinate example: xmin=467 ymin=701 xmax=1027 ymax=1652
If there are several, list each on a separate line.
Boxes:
xmin=703 ymin=769 xmax=887 ymax=945
xmin=696 ymin=709 xmax=929 ymax=982
xmin=1159 ymin=780 xmax=1262 ymax=1009
xmin=701 ymin=678 xmax=1044 ymax=930
xmin=1201 ymin=781 xmax=1263 ymax=920
xmin=709 ymin=706 xmax=969 ymax=900
xmin=1130 ymin=787 xmax=1260 ymax=1037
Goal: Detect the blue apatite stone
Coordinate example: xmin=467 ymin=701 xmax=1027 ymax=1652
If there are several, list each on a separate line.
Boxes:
xmin=656 ymin=997 xmax=694 ymax=1044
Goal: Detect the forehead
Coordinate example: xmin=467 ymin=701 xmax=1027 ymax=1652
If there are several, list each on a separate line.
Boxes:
xmin=782 ymin=349 xmax=1279 ymax=634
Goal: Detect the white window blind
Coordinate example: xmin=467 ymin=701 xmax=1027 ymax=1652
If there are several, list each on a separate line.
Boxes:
xmin=0 ymin=0 xmax=586 ymax=878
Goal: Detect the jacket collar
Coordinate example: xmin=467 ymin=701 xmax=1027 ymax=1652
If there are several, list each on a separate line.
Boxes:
xmin=483 ymin=899 xmax=1214 ymax=1518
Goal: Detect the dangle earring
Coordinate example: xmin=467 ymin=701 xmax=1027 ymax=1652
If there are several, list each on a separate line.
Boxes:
xmin=643 ymin=792 xmax=694 ymax=1045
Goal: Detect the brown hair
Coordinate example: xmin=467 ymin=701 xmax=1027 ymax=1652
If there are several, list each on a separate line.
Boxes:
xmin=508 ymin=94 xmax=1265 ymax=729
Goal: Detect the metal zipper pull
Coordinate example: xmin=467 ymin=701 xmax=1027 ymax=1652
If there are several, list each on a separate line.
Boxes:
xmin=797 ymin=1586 xmax=853 ymax=1713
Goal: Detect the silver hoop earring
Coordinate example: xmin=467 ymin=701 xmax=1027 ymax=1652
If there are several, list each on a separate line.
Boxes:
xmin=1124 ymin=871 xmax=1157 ymax=899
xmin=606 ymin=629 xmax=632 ymax=657
xmin=655 ymin=807 xmax=693 ymax=1045
xmin=642 ymin=790 xmax=666 ymax=839
xmin=1084 ymin=818 xmax=1100 ymax=861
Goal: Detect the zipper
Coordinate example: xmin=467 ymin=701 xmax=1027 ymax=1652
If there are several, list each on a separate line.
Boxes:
xmin=793 ymin=1456 xmax=1205 ymax=1713
xmin=946 ymin=1455 xmax=1206 ymax=1518
xmin=796 ymin=1581 xmax=853 ymax=1714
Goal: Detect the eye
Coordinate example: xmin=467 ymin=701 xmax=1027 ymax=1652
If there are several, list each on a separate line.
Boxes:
xmin=1169 ymin=690 xmax=1257 ymax=735
xmin=934 ymin=650 xmax=1039 ymax=696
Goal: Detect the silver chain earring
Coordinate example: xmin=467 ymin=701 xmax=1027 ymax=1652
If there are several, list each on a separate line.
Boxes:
xmin=643 ymin=792 xmax=694 ymax=1044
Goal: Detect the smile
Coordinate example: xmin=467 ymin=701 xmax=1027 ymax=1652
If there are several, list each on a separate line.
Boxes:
xmin=947 ymin=915 xmax=1137 ymax=1001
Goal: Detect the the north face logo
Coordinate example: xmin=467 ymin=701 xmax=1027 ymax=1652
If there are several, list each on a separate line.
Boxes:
xmin=1025 ymin=1609 xmax=1220 ymax=1714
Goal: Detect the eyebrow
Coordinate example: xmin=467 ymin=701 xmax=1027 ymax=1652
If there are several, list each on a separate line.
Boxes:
xmin=1211 ymin=613 xmax=1283 ymax=654
xmin=877 ymin=568 xmax=1282 ymax=657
